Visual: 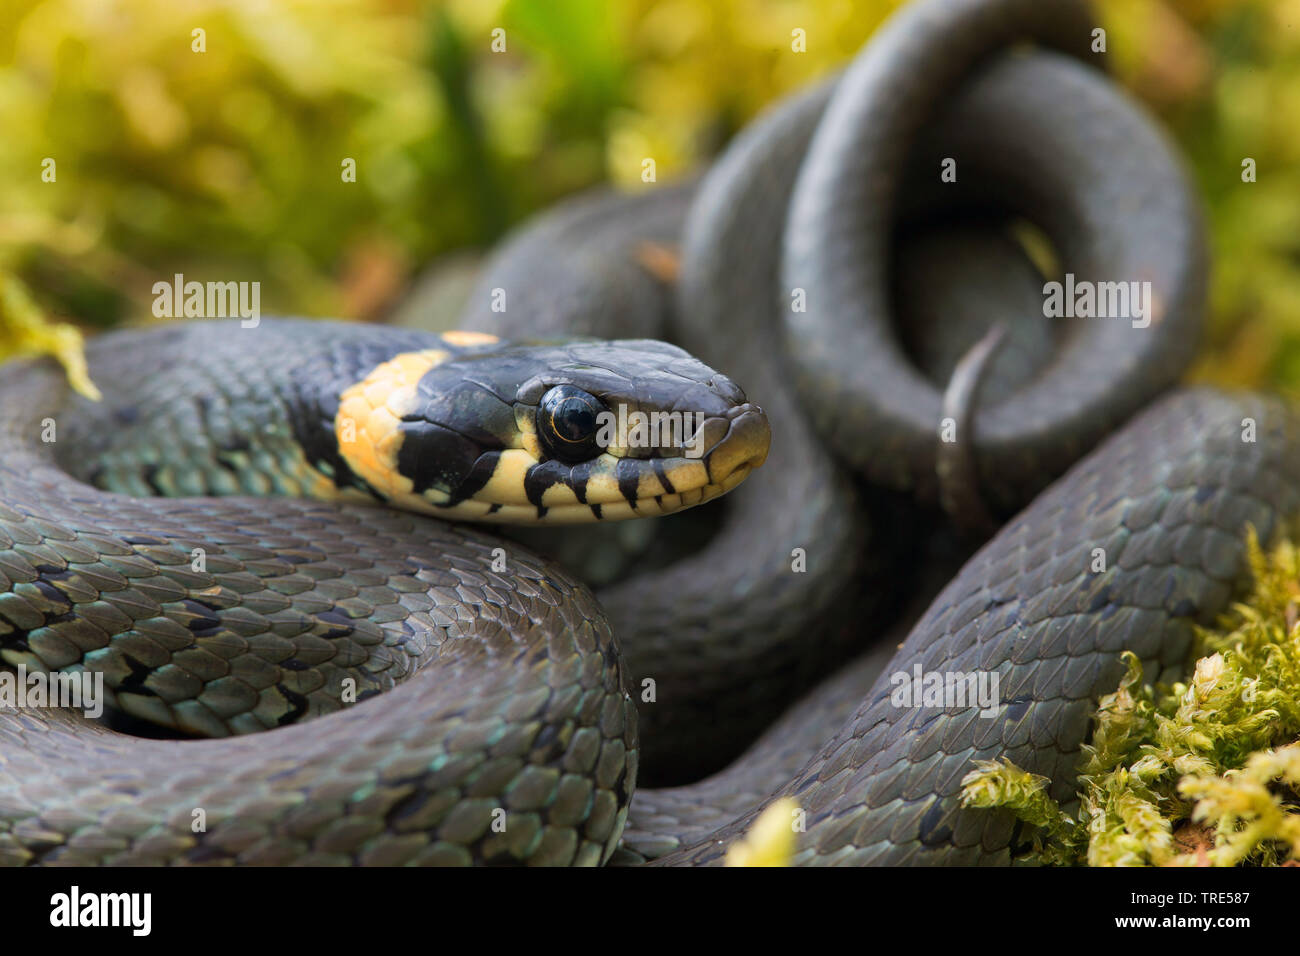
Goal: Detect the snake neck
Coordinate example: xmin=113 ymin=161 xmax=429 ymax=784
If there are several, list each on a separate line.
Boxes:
xmin=48 ymin=320 xmax=443 ymax=503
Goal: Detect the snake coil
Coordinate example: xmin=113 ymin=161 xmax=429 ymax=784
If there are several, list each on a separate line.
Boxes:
xmin=2 ymin=0 xmax=1297 ymax=867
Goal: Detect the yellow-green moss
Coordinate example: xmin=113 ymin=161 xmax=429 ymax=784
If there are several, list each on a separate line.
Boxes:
xmin=961 ymin=529 xmax=1300 ymax=866
xmin=725 ymin=798 xmax=800 ymax=867
xmin=0 ymin=272 xmax=99 ymax=399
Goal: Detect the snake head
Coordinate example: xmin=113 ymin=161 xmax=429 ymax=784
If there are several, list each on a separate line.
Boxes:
xmin=332 ymin=334 xmax=770 ymax=523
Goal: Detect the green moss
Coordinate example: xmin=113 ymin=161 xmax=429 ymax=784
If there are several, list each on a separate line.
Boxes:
xmin=961 ymin=529 xmax=1300 ymax=866
xmin=0 ymin=272 xmax=99 ymax=400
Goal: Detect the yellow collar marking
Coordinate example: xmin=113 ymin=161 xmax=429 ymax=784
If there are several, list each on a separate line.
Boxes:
xmin=441 ymin=330 xmax=500 ymax=347
xmin=335 ymin=349 xmax=449 ymax=499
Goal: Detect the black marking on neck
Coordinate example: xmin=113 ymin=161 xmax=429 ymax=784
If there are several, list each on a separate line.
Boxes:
xmin=287 ymin=394 xmax=365 ymax=496
xmin=448 ymin=451 xmax=500 ymax=506
xmin=398 ymin=420 xmax=479 ymax=499
xmin=590 ymin=503 xmax=603 ymax=520
xmin=286 ymin=330 xmax=445 ymax=497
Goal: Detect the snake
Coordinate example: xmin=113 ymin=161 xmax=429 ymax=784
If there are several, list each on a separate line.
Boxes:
xmin=0 ymin=320 xmax=768 ymax=865
xmin=2 ymin=0 xmax=1297 ymax=866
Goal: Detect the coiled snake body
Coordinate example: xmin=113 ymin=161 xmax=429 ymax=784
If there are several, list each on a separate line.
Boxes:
xmin=3 ymin=0 xmax=1298 ymax=865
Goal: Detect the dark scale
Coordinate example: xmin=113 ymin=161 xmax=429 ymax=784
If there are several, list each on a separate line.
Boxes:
xmin=408 ymin=373 xmax=519 ymax=448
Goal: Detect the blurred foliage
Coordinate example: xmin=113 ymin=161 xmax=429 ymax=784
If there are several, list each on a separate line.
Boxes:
xmin=1097 ymin=0 xmax=1300 ymax=389
xmin=0 ymin=0 xmax=1296 ymax=391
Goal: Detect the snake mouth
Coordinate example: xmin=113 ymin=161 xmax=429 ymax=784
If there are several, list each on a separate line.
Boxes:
xmin=588 ymin=401 xmax=769 ymax=520
xmin=699 ymin=403 xmax=770 ymax=485
xmin=425 ymin=402 xmax=770 ymax=525
xmin=519 ymin=402 xmax=768 ymax=523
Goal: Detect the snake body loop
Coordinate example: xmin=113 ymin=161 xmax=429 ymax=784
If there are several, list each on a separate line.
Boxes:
xmin=634 ymin=0 xmax=1233 ymax=864
xmin=0 ymin=320 xmax=765 ymax=864
xmin=458 ymin=182 xmax=887 ymax=783
xmin=781 ymin=3 xmax=1206 ymax=513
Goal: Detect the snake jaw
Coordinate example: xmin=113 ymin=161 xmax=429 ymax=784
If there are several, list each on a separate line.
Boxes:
xmin=401 ymin=401 xmax=770 ymax=525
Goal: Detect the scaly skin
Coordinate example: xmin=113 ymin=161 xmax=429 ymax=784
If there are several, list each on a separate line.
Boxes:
xmin=651 ymin=390 xmax=1300 ymax=863
xmin=0 ymin=320 xmax=766 ymax=865
xmin=447 ymin=0 xmax=1241 ymax=866
xmin=458 ymin=183 xmax=888 ymax=784
xmin=0 ymin=355 xmax=634 ymax=865
xmin=781 ymin=0 xmax=1206 ymax=510
xmin=1 ymin=0 xmax=1270 ymax=868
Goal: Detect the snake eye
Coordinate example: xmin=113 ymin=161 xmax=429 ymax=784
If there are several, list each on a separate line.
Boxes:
xmin=537 ymin=385 xmax=606 ymax=463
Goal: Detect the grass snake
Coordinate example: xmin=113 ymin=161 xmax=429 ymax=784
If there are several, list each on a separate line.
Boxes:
xmin=3 ymin=0 xmax=1297 ymax=865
